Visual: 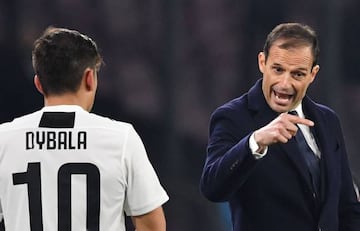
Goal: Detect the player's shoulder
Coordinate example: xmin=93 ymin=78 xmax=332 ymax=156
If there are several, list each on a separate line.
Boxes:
xmin=86 ymin=112 xmax=135 ymax=132
xmin=0 ymin=111 xmax=41 ymax=133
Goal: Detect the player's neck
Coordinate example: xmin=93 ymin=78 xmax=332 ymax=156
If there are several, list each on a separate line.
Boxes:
xmin=43 ymin=94 xmax=88 ymax=111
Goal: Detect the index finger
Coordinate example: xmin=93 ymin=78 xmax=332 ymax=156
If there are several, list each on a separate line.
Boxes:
xmin=288 ymin=114 xmax=314 ymax=127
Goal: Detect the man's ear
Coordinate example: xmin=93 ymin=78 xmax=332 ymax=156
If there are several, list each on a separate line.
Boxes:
xmin=84 ymin=68 xmax=95 ymax=91
xmin=311 ymin=65 xmax=320 ymax=78
xmin=34 ymin=75 xmax=44 ymax=95
xmin=258 ymin=52 xmax=266 ymax=74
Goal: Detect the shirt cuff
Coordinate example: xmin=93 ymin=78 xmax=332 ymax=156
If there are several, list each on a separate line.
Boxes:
xmin=249 ymin=132 xmax=268 ymax=159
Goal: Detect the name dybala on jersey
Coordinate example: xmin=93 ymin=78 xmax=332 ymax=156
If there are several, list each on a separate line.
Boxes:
xmin=0 ymin=105 xmax=169 ymax=231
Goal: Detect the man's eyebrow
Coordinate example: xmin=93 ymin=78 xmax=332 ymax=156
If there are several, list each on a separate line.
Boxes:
xmin=271 ymin=63 xmax=309 ymax=72
xmin=291 ymin=67 xmax=308 ymax=72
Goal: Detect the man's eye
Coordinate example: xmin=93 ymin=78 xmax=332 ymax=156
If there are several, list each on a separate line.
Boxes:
xmin=293 ymin=72 xmax=306 ymax=78
xmin=273 ymin=67 xmax=283 ymax=73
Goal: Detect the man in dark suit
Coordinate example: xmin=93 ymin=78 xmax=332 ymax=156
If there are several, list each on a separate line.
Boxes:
xmin=200 ymin=23 xmax=360 ymax=231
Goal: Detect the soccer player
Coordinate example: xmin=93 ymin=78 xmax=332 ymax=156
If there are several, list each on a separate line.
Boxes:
xmin=0 ymin=27 xmax=168 ymax=231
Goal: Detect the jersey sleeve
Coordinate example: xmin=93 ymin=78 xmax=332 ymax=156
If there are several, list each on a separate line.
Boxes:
xmin=123 ymin=126 xmax=169 ymax=216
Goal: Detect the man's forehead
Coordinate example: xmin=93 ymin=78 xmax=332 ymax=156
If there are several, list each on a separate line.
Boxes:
xmin=268 ymin=46 xmax=314 ymax=70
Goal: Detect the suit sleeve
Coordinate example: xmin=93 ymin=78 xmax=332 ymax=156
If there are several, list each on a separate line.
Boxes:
xmin=332 ymin=115 xmax=360 ymax=230
xmin=200 ymin=107 xmax=259 ymax=202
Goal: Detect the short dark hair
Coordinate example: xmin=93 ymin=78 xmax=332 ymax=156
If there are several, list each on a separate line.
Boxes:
xmin=32 ymin=26 xmax=103 ymax=96
xmin=263 ymin=23 xmax=320 ymax=67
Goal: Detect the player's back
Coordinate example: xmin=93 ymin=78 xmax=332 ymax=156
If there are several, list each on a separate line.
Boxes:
xmin=0 ymin=105 xmax=157 ymax=231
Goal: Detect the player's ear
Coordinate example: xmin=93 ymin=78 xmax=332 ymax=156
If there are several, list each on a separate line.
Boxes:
xmin=84 ymin=68 xmax=96 ymax=92
xmin=34 ymin=75 xmax=44 ymax=94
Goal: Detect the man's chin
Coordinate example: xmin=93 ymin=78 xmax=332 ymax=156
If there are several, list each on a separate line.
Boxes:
xmin=269 ymin=102 xmax=292 ymax=113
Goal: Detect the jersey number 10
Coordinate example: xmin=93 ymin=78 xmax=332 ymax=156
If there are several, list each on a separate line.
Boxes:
xmin=12 ymin=162 xmax=100 ymax=231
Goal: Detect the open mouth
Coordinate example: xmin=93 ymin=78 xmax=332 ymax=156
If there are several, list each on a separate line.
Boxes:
xmin=273 ymin=90 xmax=293 ymax=105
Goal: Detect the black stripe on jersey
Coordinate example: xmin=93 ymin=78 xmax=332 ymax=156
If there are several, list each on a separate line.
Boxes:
xmin=39 ymin=112 xmax=75 ymax=128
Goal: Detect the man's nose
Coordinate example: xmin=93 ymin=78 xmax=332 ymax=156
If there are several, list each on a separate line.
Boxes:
xmin=278 ymin=74 xmax=292 ymax=87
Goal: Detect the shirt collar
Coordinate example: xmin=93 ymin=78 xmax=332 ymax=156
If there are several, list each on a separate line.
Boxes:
xmin=41 ymin=105 xmax=86 ymax=112
xmin=290 ymin=102 xmax=305 ymax=119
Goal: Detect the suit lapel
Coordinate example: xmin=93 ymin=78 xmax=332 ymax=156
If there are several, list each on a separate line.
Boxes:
xmin=302 ymin=97 xmax=333 ymax=203
xmin=280 ymin=138 xmax=315 ymax=193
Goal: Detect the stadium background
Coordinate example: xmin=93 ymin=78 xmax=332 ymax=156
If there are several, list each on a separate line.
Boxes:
xmin=1 ymin=0 xmax=360 ymax=230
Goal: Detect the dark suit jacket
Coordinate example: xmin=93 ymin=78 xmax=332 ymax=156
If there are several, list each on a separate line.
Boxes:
xmin=200 ymin=79 xmax=360 ymax=231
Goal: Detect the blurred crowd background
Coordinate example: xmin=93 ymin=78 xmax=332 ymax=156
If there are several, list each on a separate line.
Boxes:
xmin=1 ymin=0 xmax=360 ymax=230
